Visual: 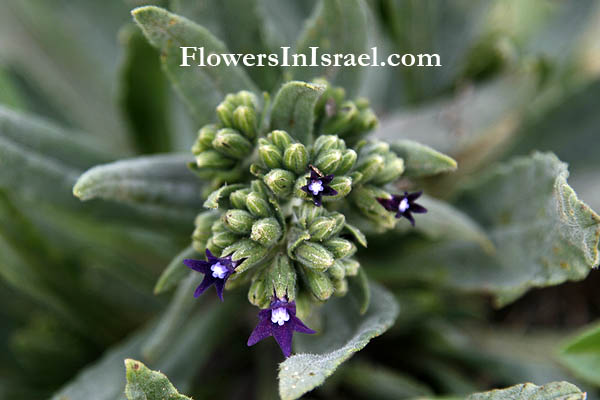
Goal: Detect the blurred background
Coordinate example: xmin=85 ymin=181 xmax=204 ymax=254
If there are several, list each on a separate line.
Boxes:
xmin=0 ymin=1 xmax=599 ymax=399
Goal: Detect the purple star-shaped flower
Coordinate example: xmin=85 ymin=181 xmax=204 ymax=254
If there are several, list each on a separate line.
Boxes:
xmin=182 ymin=249 xmax=244 ymax=301
xmin=301 ymin=165 xmax=338 ymax=206
xmin=377 ymin=191 xmax=428 ymax=226
xmin=247 ymin=298 xmax=316 ymax=357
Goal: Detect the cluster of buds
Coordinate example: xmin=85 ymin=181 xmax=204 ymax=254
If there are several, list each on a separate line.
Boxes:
xmin=314 ymin=79 xmax=378 ymax=146
xmin=191 ymin=90 xmax=260 ymax=185
xmin=183 ymin=82 xmax=429 ymax=358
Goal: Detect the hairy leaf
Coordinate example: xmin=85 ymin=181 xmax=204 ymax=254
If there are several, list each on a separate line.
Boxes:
xmin=132 ymin=6 xmax=258 ymax=125
xmin=559 ymin=322 xmax=600 ymax=386
xmin=125 ymin=359 xmax=191 ymax=400
xmin=270 ymin=81 xmax=325 ymax=144
xmin=278 ymin=281 xmax=398 ymax=400
xmin=391 ymin=140 xmax=457 ymax=177
xmin=154 ymin=246 xmax=199 ymax=294
xmin=466 ymin=381 xmax=585 ymax=400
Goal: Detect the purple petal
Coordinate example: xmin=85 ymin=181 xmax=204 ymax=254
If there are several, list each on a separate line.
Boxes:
xmin=376 ymin=197 xmax=394 ymax=211
xmin=290 ymin=315 xmax=316 ymax=334
xmin=272 ymin=323 xmax=294 ymax=357
xmin=321 ymin=174 xmax=334 ymax=184
xmin=407 ymin=191 xmax=422 ymax=201
xmin=301 ymin=185 xmax=310 ymax=194
xmin=183 ymin=259 xmax=210 ymax=273
xmin=205 ymin=249 xmax=218 ymax=262
xmin=232 ymin=258 xmax=247 ymax=270
xmin=410 ymin=204 xmax=427 ymax=214
xmin=404 ymin=212 xmax=415 ymax=226
xmin=309 ymin=168 xmax=321 ymax=180
xmin=214 ymin=279 xmax=226 ymax=301
xmin=194 ymin=275 xmax=216 ymax=298
xmin=313 ymin=195 xmax=322 ymax=207
xmin=321 ymin=186 xmax=338 ymax=196
xmin=247 ymin=318 xmax=273 ymax=346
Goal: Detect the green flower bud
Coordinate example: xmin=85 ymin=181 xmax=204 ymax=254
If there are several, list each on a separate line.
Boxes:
xmin=250 ymin=217 xmax=282 ymax=246
xmin=222 ymin=209 xmax=255 ymax=234
xmin=341 ymin=258 xmax=360 ymax=276
xmin=301 ymin=266 xmax=334 ymax=301
xmin=223 ymin=239 xmax=268 ymax=273
xmin=269 ymin=130 xmax=292 ymax=150
xmin=313 ymin=135 xmax=343 ymax=157
xmin=323 ymin=101 xmax=358 ymax=135
xmin=335 ymin=149 xmax=357 ymax=175
xmin=233 ymin=105 xmax=257 ymax=139
xmin=295 ymin=290 xmax=314 ymax=320
xmin=325 ymin=176 xmax=352 ymax=200
xmin=211 ymin=231 xmax=239 ymax=248
xmin=328 ymin=261 xmax=346 ymax=281
xmin=350 ymin=185 xmax=396 ymax=230
xmin=212 ymin=128 xmax=253 ymax=160
xmin=192 ymin=124 xmax=218 ymax=154
xmin=195 ymin=149 xmax=236 ymax=169
xmin=270 ymin=253 xmax=297 ymax=300
xmin=295 ymin=202 xmax=325 ymax=229
xmin=245 ymin=191 xmax=271 ymax=218
xmin=250 ymin=180 xmax=270 ymax=197
xmin=356 ymin=108 xmax=378 ymax=132
xmin=355 ymin=154 xmax=385 ymax=183
xmin=324 ymin=237 xmax=357 ymax=259
xmin=333 ymin=278 xmax=348 ymax=297
xmin=211 ymin=219 xmax=228 ymax=233
xmin=294 ymin=242 xmax=335 ymax=271
xmin=216 ymin=102 xmax=234 ymax=127
xmin=314 ymin=149 xmax=342 ymax=175
xmin=283 ymin=143 xmax=308 ymax=174
xmin=248 ymin=270 xmax=271 ymax=309
xmin=258 ymin=139 xmax=283 ymax=169
xmin=229 ymin=188 xmax=250 ymax=210
xmin=263 ymin=169 xmax=295 ymax=198
xmin=235 ymin=90 xmax=258 ymax=108
xmin=206 ymin=238 xmax=223 ymax=256
xmin=193 ymin=212 xmax=219 ymax=242
xmin=308 ymin=213 xmax=345 ymax=241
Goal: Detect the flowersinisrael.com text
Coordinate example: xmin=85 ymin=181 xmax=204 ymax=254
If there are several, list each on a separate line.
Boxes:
xmin=180 ymin=46 xmax=441 ymax=68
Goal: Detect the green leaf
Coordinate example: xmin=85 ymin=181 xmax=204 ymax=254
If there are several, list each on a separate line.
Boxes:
xmin=154 ymin=246 xmax=199 ymax=294
xmin=132 ymin=6 xmax=259 ymax=125
xmin=391 ymin=140 xmax=457 ymax=177
xmin=466 ymin=381 xmax=585 ymax=400
xmin=559 ymin=322 xmax=600 ymax=386
xmin=125 ymin=359 xmax=191 ymax=400
xmin=118 ymin=24 xmax=172 ymax=154
xmin=270 ymin=81 xmax=325 ymax=144
xmin=278 ymin=281 xmax=398 ymax=400
xmin=367 ymin=152 xmax=600 ymax=306
xmin=348 ymin=268 xmax=370 ymax=315
xmin=73 ymin=154 xmax=202 ymax=218
xmin=291 ymin=0 xmax=368 ymax=95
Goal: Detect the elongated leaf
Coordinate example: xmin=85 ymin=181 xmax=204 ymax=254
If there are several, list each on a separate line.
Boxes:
xmin=391 ymin=140 xmax=457 ymax=177
xmin=132 ymin=6 xmax=258 ymax=125
xmin=367 ymin=152 xmax=600 ymax=306
xmin=73 ymin=154 xmax=202 ymax=215
xmin=125 ymin=359 xmax=191 ymax=400
xmin=466 ymin=381 xmax=585 ymax=400
xmin=278 ymin=281 xmax=398 ymax=400
xmin=270 ymin=81 xmax=325 ymax=144
xmin=154 ymin=246 xmax=199 ymax=294
xmin=291 ymin=0 xmax=368 ymax=95
xmin=559 ymin=323 xmax=600 ymax=386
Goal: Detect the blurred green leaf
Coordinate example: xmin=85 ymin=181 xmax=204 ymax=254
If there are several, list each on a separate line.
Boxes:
xmin=291 ymin=0 xmax=368 ymax=95
xmin=0 ymin=66 xmax=25 ymax=110
xmin=559 ymin=323 xmax=600 ymax=386
xmin=125 ymin=359 xmax=191 ymax=400
xmin=132 ymin=6 xmax=259 ymax=125
xmin=466 ymin=381 xmax=585 ymax=400
xmin=278 ymin=281 xmax=398 ymax=400
xmin=391 ymin=140 xmax=457 ymax=177
xmin=270 ymin=81 xmax=325 ymax=144
xmin=154 ymin=246 xmax=199 ymax=294
xmin=118 ymin=24 xmax=172 ymax=154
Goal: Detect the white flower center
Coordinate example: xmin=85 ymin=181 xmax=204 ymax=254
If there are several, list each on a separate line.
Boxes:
xmin=271 ymin=307 xmax=290 ymax=326
xmin=308 ymin=180 xmax=324 ymax=196
xmin=210 ymin=262 xmax=228 ymax=279
xmin=398 ymin=198 xmax=410 ymax=213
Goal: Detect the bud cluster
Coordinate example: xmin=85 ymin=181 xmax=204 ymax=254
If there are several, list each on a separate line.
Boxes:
xmin=314 ymin=79 xmax=378 ymax=146
xmin=191 ymin=90 xmax=260 ymax=184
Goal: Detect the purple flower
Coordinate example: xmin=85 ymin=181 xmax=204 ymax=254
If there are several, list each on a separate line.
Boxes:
xmin=182 ymin=249 xmax=244 ymax=301
xmin=247 ymin=298 xmax=316 ymax=357
xmin=377 ymin=191 xmax=428 ymax=226
xmin=301 ymin=165 xmax=338 ymax=206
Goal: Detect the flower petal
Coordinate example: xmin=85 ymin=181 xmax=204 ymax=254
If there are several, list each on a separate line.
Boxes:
xmin=322 ymin=186 xmax=338 ymax=196
xmin=290 ymin=315 xmax=316 ymax=334
xmin=194 ymin=275 xmax=216 ymax=298
xmin=376 ymin=197 xmax=394 ymax=211
xmin=322 ymin=174 xmax=334 ymax=184
xmin=214 ymin=279 xmax=226 ymax=301
xmin=247 ymin=318 xmax=273 ymax=346
xmin=410 ymin=204 xmax=428 ymax=214
xmin=183 ymin=259 xmax=210 ymax=273
xmin=407 ymin=191 xmax=422 ymax=201
xmin=272 ymin=323 xmax=294 ymax=357
xmin=205 ymin=248 xmax=218 ymax=262
xmin=404 ymin=212 xmax=415 ymax=226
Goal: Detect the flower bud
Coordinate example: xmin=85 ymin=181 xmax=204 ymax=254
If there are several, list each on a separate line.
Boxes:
xmin=323 ymin=101 xmax=358 ymax=135
xmin=245 ymin=191 xmax=271 ymax=218
xmin=283 ymin=143 xmax=308 ymax=174
xmin=308 ymin=213 xmax=345 ymax=241
xmin=212 ymin=128 xmax=253 ymax=160
xmin=314 ymin=149 xmax=342 ymax=175
xmin=248 ymin=271 xmax=271 ymax=308
xmin=229 ymin=188 xmax=250 ymax=209
xmin=211 ymin=231 xmax=239 ymax=248
xmin=193 ymin=212 xmax=219 ymax=242
xmin=313 ymin=135 xmax=343 ymax=157
xmin=211 ymin=219 xmax=227 ymax=233
xmin=269 ymin=130 xmax=293 ymax=150
xmin=205 ymin=238 xmax=223 ymax=256
xmin=222 ymin=209 xmax=255 ymax=234
xmin=325 ymin=176 xmax=352 ymax=200
xmin=335 ymin=149 xmax=357 ymax=175
xmin=333 ymin=278 xmax=348 ymax=297
xmin=341 ymin=258 xmax=360 ymax=276
xmin=250 ymin=217 xmax=282 ymax=246
xmin=328 ymin=261 xmax=346 ymax=281
xmin=301 ymin=267 xmax=334 ymax=301
xmin=233 ymin=105 xmax=257 ymax=139
xmin=350 ymin=185 xmax=396 ymax=229
xmin=263 ymin=169 xmax=295 ymax=198
xmin=258 ymin=139 xmax=283 ymax=169
xmin=324 ymin=237 xmax=356 ymax=259
xmin=223 ymin=238 xmax=268 ymax=273
xmin=372 ymin=155 xmax=404 ymax=185
xmin=195 ymin=149 xmax=236 ymax=169
xmin=192 ymin=124 xmax=218 ymax=154
xmin=294 ymin=242 xmax=334 ymax=271
xmin=270 ymin=253 xmax=297 ymax=300
xmin=235 ymin=90 xmax=258 ymax=108
xmin=296 ymin=202 xmax=325 ymax=228
xmin=355 ymin=154 xmax=385 ymax=183
xmin=216 ymin=102 xmax=234 ymax=127
xmin=356 ymin=108 xmax=378 ymax=132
